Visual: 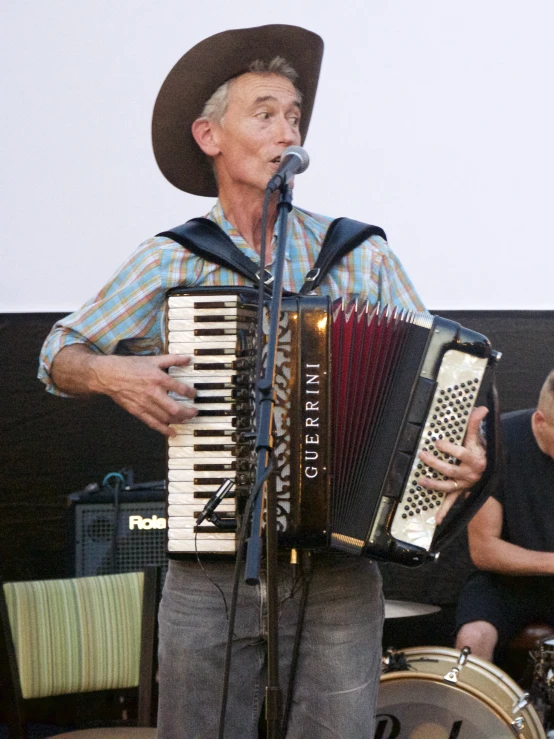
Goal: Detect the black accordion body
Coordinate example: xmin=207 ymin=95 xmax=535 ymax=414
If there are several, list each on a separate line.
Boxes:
xmin=165 ymin=287 xmax=493 ymax=565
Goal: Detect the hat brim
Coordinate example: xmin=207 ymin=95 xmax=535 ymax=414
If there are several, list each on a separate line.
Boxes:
xmin=151 ymin=24 xmax=324 ymax=197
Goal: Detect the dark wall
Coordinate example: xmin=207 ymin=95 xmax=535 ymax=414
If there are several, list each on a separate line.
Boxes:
xmin=0 ymin=314 xmax=165 ymax=582
xmin=1 ymin=310 xmax=553 ymax=597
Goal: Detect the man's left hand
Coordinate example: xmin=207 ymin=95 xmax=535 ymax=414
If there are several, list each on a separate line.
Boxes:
xmin=418 ymin=405 xmax=488 ymax=524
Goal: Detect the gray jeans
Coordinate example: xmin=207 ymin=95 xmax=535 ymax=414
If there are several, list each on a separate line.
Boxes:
xmin=157 ymin=553 xmax=384 ymax=739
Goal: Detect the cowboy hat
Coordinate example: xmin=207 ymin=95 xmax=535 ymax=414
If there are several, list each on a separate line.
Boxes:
xmin=151 ymin=24 xmax=324 ymax=196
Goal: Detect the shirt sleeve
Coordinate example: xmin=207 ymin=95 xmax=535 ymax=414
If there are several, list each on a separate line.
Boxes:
xmin=374 ymin=239 xmax=427 ymax=314
xmin=38 ymin=237 xmax=180 ymax=395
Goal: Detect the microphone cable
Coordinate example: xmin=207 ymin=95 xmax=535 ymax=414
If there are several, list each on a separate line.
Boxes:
xmin=102 ymin=471 xmax=126 ymax=574
xmin=217 ymin=454 xmax=276 ymax=739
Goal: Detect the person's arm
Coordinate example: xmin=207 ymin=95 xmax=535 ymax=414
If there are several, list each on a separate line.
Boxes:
xmin=467 ymin=495 xmax=554 ymax=575
xmin=51 ymin=344 xmax=198 ymax=437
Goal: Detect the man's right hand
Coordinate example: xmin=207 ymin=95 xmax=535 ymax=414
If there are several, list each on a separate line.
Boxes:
xmin=51 ymin=345 xmax=197 ymax=437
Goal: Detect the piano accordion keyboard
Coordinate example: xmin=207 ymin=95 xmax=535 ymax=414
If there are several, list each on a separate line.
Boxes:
xmin=166 ymin=293 xmax=257 ymax=553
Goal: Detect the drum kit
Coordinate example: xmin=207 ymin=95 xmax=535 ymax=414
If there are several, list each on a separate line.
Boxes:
xmin=379 ymin=600 xmax=553 ymax=738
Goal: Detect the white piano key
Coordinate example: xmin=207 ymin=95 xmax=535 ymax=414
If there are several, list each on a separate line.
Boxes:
xmin=170 ymin=421 xmax=235 ymax=433
xmin=168 ymin=530 xmax=235 ymax=541
xmin=171 ymin=454 xmax=235 ymax=465
xmin=168 ymin=307 xmax=245 ymax=319
xmin=168 ymin=294 xmax=239 ymax=306
xmin=168 ymin=303 xmax=242 ymax=313
xmin=169 ymin=335 xmax=239 ymax=348
xmin=168 ymin=460 xmax=236 ymax=472
xmin=169 ymin=447 xmax=235 ymax=459
xmin=169 ymin=437 xmax=235 ymax=449
xmin=168 ymin=539 xmax=236 ymax=553
xmin=181 ymin=373 xmax=236 ymax=383
xmin=168 ymin=493 xmax=210 ymax=506
xmin=169 ymin=436 xmax=235 ymax=446
xmin=169 ymin=351 xmax=238 ymax=364
xmin=167 ymin=463 xmax=233 ymax=472
xmin=195 ymin=389 xmax=235 ymax=399
xmin=168 ymin=496 xmax=235 ymax=509
xmin=168 ymin=495 xmax=202 ymax=508
xmin=169 ymin=371 xmax=236 ymax=386
xmin=169 ymin=340 xmax=238 ymax=354
xmin=168 ymin=482 xmax=222 ymax=494
xmin=168 ymin=490 xmax=235 ymax=503
xmin=168 ymin=308 xmax=255 ymax=320
xmin=168 ymin=318 xmax=253 ymax=328
xmin=168 ymin=504 xmax=235 ymax=517
xmin=168 ymin=513 xmax=235 ymax=525
xmin=168 ymin=463 xmax=236 ymax=473
xmin=169 ymin=517 xmax=235 ymax=530
xmin=168 ymin=394 xmax=197 ymax=405
xmin=175 ymin=414 xmax=235 ymax=426
xmin=172 ymin=400 xmax=234 ymax=412
xmin=168 ymin=470 xmax=233 ymax=481
xmin=168 ymin=320 xmax=253 ymax=332
xmin=170 ymin=364 xmax=239 ymax=378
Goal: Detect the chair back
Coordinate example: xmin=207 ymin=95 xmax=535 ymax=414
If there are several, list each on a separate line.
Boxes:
xmin=3 ymin=571 xmax=144 ymax=700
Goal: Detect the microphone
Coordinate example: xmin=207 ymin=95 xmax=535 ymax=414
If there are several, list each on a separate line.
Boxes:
xmin=196 ymin=478 xmax=235 ymax=526
xmin=266 ymin=145 xmax=310 ymax=193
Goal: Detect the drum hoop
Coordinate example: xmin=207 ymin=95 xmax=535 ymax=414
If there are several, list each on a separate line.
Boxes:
xmin=398 ymin=646 xmax=523 ymax=691
xmin=379 ymin=671 xmax=519 ymax=729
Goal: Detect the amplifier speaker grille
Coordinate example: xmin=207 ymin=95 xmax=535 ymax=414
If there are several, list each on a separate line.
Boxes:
xmin=73 ymin=500 xmax=168 ymax=577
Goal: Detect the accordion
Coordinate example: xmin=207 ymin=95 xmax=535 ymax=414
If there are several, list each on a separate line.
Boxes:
xmin=165 ymin=287 xmax=494 ymax=565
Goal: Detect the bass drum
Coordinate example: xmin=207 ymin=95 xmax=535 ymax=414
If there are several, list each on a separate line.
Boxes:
xmin=376 ymin=646 xmax=545 ymax=739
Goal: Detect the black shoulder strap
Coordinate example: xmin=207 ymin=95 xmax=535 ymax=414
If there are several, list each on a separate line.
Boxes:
xmin=158 ymin=215 xmax=387 ymax=296
xmin=157 ymin=217 xmax=274 ymax=290
xmin=299 ymin=218 xmax=387 ymax=294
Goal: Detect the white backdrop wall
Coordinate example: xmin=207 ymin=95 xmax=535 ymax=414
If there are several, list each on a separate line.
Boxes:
xmin=2 ymin=0 xmax=553 ymax=312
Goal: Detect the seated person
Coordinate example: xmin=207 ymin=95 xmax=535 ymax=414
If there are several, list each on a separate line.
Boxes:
xmin=455 ymin=369 xmax=554 ymax=663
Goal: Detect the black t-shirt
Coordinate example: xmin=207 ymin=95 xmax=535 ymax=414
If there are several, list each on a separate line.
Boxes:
xmin=494 ymin=408 xmax=554 ymax=552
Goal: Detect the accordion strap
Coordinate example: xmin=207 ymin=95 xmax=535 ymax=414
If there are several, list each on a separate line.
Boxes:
xmin=157 ymin=217 xmax=275 ymax=290
xmin=158 ymin=214 xmax=386 ymax=295
xmin=299 ymin=218 xmax=387 ymax=294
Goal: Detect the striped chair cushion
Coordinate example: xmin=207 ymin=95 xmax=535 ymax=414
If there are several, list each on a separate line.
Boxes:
xmin=3 ymin=571 xmax=144 ymax=699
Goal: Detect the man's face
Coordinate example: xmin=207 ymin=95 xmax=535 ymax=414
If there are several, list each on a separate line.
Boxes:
xmin=209 ymin=72 xmax=302 ymax=195
xmin=532 ymin=410 xmax=554 ymax=459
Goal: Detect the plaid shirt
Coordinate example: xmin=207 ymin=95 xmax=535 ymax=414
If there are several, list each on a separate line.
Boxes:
xmin=38 ymin=201 xmax=425 ymax=395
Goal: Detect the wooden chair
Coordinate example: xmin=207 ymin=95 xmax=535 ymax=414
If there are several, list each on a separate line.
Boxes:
xmin=0 ymin=566 xmax=160 ymax=738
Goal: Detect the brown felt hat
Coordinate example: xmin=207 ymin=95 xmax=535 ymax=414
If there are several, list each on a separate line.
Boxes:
xmin=151 ymin=24 xmax=324 ymax=197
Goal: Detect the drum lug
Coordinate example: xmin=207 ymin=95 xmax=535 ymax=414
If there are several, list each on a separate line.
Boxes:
xmin=509 ymin=692 xmax=530 ymax=735
xmin=512 ymin=693 xmax=531 ymax=713
xmin=444 ymin=646 xmax=471 ymax=683
xmin=511 ymin=716 xmax=525 ymax=735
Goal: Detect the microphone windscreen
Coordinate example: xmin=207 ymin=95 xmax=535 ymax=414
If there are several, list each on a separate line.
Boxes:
xmin=282 ymin=145 xmax=310 ymax=174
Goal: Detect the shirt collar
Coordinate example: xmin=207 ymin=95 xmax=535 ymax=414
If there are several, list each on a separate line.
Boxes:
xmin=206 ymin=200 xmax=292 ymax=264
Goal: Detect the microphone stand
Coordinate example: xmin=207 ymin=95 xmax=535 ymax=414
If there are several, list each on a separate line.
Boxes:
xmin=245 ymin=182 xmax=293 ymax=739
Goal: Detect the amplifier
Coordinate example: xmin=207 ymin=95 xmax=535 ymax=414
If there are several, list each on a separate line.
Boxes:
xmin=68 ymin=481 xmax=168 ymax=577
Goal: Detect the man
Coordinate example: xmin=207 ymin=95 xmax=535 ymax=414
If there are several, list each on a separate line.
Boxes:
xmin=38 ymin=24 xmax=486 ymax=739
xmin=455 ymin=369 xmax=554 ymax=664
